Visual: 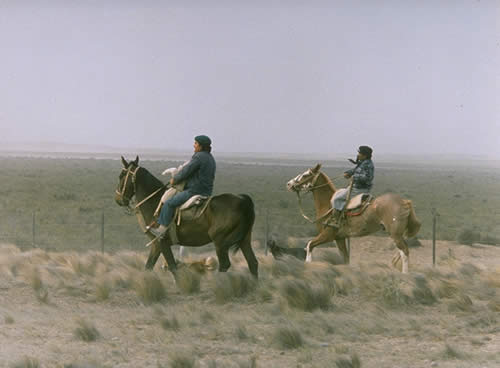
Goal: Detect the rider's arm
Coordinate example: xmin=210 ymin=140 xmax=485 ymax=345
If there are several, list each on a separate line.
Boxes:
xmin=172 ymin=154 xmax=201 ymax=184
xmin=352 ymin=162 xmax=373 ymax=185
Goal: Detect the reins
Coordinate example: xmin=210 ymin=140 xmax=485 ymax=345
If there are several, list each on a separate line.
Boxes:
xmin=294 ymin=171 xmax=335 ymax=224
xmin=116 ymin=165 xmax=166 ymax=210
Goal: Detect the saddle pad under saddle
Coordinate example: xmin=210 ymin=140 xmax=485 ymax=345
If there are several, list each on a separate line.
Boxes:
xmin=175 ymin=195 xmax=211 ymax=225
xmin=345 ymin=193 xmax=372 ymax=212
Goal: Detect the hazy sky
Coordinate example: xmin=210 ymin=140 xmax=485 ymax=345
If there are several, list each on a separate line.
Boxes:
xmin=1 ymin=1 xmax=499 ymax=157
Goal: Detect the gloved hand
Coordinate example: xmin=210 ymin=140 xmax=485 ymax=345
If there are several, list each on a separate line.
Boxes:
xmin=162 ymin=168 xmax=177 ymax=176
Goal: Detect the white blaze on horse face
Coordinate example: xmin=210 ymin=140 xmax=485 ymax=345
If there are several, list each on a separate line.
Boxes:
xmin=287 ymin=169 xmax=314 ymax=192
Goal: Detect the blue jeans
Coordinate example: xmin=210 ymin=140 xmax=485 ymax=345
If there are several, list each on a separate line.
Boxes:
xmin=158 ymin=190 xmax=193 ymax=227
xmin=331 ymin=187 xmax=369 ymax=211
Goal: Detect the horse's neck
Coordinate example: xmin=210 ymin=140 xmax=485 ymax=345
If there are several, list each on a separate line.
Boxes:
xmin=135 ymin=169 xmax=164 ymax=202
xmin=312 ymin=174 xmax=335 ymax=215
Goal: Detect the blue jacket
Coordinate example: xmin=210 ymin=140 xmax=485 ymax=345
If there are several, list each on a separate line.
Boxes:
xmin=345 ymin=159 xmax=374 ymax=190
xmin=172 ymin=151 xmax=216 ymax=196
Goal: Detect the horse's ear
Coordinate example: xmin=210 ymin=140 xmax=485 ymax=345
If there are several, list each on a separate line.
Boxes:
xmin=121 ymin=156 xmax=128 ymax=168
xmin=312 ymin=163 xmax=322 ymax=172
xmin=133 ymin=156 xmax=139 ymax=166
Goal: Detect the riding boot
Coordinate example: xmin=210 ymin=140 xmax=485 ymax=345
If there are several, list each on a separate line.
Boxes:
xmin=325 ymin=209 xmax=342 ymax=228
xmin=149 ymin=224 xmax=169 ymax=239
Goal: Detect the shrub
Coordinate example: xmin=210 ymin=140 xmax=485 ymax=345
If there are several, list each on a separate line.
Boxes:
xmin=175 ymin=268 xmax=201 ymax=294
xmin=74 ymin=318 xmax=100 ymax=342
xmin=273 ymin=325 xmax=303 ymax=349
xmin=167 ymin=350 xmax=196 ymax=368
xmin=213 ymin=272 xmax=256 ymax=304
xmin=335 ymin=353 xmax=361 ymax=368
xmin=479 ymin=234 xmax=500 ymax=246
xmin=279 ymin=278 xmax=332 ymax=311
xmin=133 ymin=272 xmax=166 ymax=304
xmin=9 ymin=357 xmax=40 ymax=368
xmin=161 ymin=316 xmax=180 ymax=331
xmin=457 ymin=228 xmax=480 ymax=245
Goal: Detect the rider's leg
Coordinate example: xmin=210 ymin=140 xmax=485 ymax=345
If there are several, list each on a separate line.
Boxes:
xmin=150 ymin=190 xmax=192 ymax=238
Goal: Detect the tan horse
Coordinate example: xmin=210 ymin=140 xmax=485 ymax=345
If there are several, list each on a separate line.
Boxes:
xmin=286 ymin=164 xmax=421 ymax=273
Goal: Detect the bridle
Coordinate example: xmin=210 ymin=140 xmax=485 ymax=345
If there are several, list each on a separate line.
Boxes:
xmin=115 ymin=165 xmax=140 ymax=206
xmin=116 ymin=165 xmax=165 ymax=210
xmin=289 ymin=169 xmax=336 ymax=224
xmin=290 ymin=170 xmax=331 ymax=194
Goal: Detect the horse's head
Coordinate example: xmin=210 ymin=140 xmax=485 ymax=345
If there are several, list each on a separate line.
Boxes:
xmin=115 ymin=155 xmax=140 ymax=207
xmin=286 ymin=163 xmax=322 ymax=193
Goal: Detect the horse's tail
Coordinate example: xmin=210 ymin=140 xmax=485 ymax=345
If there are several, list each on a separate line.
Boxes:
xmin=403 ymin=199 xmax=421 ymax=238
xmin=229 ymin=194 xmax=256 ymax=253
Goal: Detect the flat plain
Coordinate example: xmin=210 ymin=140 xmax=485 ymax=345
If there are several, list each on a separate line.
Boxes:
xmin=0 ymin=154 xmax=499 ymax=367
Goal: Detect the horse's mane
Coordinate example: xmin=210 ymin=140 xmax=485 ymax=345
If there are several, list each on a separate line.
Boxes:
xmin=320 ymin=171 xmax=336 ymax=193
xmin=137 ymin=166 xmax=165 ymax=191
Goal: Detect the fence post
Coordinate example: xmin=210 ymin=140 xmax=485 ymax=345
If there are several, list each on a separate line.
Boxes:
xmin=32 ymin=212 xmax=36 ymax=248
xmin=432 ymin=208 xmax=437 ymax=267
xmin=264 ymin=208 xmax=269 ymax=255
xmin=101 ymin=212 xmax=105 ymax=254
xmin=346 ymin=237 xmax=351 ymax=263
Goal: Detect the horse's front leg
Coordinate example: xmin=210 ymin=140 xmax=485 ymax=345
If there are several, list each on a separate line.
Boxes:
xmin=305 ymin=227 xmax=336 ymax=262
xmin=159 ymin=238 xmax=178 ymax=274
xmin=145 ymin=238 xmax=162 ymax=270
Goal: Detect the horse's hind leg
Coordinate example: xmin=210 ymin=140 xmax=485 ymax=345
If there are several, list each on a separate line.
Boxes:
xmin=335 ymin=238 xmax=349 ymax=264
xmin=215 ymin=244 xmax=231 ymax=273
xmin=392 ymin=236 xmax=409 ymax=273
xmin=239 ymin=232 xmax=258 ymax=278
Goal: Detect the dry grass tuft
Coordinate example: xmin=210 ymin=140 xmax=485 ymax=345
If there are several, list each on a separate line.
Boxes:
xmin=458 ymin=263 xmax=481 ymax=278
xmin=447 ymin=293 xmax=473 ymax=312
xmin=166 ymin=350 xmax=196 ymax=368
xmin=235 ymin=324 xmax=249 ymax=341
xmin=381 ymin=275 xmax=411 ymax=307
xmin=440 ymin=343 xmax=468 ymax=360
xmin=161 ymin=316 xmax=180 ymax=331
xmin=213 ymin=272 xmax=256 ymax=304
xmin=94 ymin=277 xmax=111 ymax=301
xmin=133 ymin=272 xmax=166 ymax=304
xmin=487 ymin=297 xmax=500 ymax=312
xmin=412 ymin=275 xmax=437 ymax=305
xmin=74 ymin=318 xmax=100 ymax=342
xmin=317 ymin=250 xmax=345 ymax=266
xmin=273 ymin=324 xmax=304 ymax=350
xmin=236 ymin=356 xmax=257 ymax=368
xmin=335 ymin=353 xmax=361 ymax=368
xmin=279 ymin=278 xmax=332 ymax=311
xmin=9 ymin=357 xmax=40 ymax=368
xmin=271 ymin=257 xmax=305 ymax=278
xmin=4 ymin=314 xmax=15 ymax=324
xmin=175 ymin=267 xmax=201 ymax=294
xmin=434 ymin=279 xmax=460 ymax=298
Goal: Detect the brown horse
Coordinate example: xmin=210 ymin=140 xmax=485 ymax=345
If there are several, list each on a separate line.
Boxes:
xmin=286 ymin=164 xmax=421 ymax=273
xmin=115 ymin=156 xmax=258 ymax=277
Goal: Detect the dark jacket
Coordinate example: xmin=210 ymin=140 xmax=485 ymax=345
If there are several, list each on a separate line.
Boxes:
xmin=172 ymin=151 xmax=216 ymax=196
xmin=345 ymin=159 xmax=374 ymax=190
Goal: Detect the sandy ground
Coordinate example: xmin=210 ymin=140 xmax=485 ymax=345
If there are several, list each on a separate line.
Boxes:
xmin=1 ymin=237 xmax=499 ymax=368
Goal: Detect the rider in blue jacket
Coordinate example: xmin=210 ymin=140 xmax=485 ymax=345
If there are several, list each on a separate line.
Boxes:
xmin=150 ymin=135 xmax=216 ymax=239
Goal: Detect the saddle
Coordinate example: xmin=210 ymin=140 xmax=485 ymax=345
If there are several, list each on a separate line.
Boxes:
xmin=344 ymin=193 xmax=372 ymax=216
xmin=168 ymin=195 xmax=211 ymax=244
xmin=175 ymin=195 xmax=211 ymax=225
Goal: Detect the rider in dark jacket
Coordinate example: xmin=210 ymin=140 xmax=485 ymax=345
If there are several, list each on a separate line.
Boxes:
xmin=150 ymin=135 xmax=216 ymax=239
xmin=329 ymin=145 xmax=374 ymax=228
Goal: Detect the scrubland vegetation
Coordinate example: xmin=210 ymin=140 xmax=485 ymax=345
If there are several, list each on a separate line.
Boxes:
xmin=0 ymin=156 xmax=498 ymax=252
xmin=0 ymin=155 xmax=499 ymax=367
